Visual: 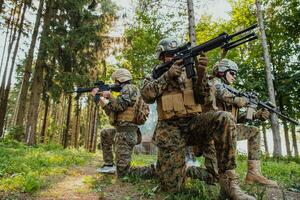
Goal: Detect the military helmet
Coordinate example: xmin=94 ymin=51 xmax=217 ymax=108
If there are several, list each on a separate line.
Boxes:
xmin=156 ymin=38 xmax=180 ymax=59
xmin=213 ymin=59 xmax=238 ymax=76
xmin=111 ymin=68 xmax=132 ymax=83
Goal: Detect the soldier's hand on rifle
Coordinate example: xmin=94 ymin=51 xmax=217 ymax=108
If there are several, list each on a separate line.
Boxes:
xmin=99 ymin=96 xmax=109 ymax=108
xmin=233 ymin=96 xmax=249 ymax=108
xmin=167 ymin=61 xmax=182 ymax=79
xmin=91 ymin=88 xmax=99 ymax=96
xmin=197 ymin=52 xmax=208 ymax=68
xmin=254 ymin=108 xmax=270 ymax=121
xmin=101 ymin=91 xmax=112 ymax=99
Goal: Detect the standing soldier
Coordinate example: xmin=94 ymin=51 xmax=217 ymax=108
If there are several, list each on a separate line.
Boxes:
xmin=97 ymin=128 xmax=116 ymax=173
xmin=91 ymin=68 xmax=153 ymax=178
xmin=141 ymin=38 xmax=255 ymax=200
xmin=209 ymin=59 xmax=278 ymax=187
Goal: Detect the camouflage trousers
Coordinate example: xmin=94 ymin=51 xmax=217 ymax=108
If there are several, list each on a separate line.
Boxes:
xmin=196 ymin=124 xmax=261 ymax=181
xmin=237 ymin=124 xmax=260 ymax=160
xmin=100 ymin=127 xmax=155 ymax=178
xmin=153 ymin=110 xmax=237 ymax=193
xmin=100 ymin=128 xmax=116 ymax=166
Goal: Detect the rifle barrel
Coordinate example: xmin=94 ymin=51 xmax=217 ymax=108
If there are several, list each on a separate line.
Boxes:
xmin=224 ymin=36 xmax=258 ymax=51
xmin=259 ymin=102 xmax=299 ymax=125
xmin=229 ymin=24 xmax=257 ymax=38
xmin=223 ymin=33 xmax=256 ymax=49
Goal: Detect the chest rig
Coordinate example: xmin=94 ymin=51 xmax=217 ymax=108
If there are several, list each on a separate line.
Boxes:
xmin=157 ymin=70 xmax=202 ymax=120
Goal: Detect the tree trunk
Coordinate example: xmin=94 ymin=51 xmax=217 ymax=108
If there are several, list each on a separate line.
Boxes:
xmin=62 ymin=94 xmax=72 ymax=148
xmin=74 ymin=99 xmax=81 ymax=148
xmin=92 ymin=107 xmax=99 ymax=152
xmin=291 ymin=124 xmax=299 ymax=158
xmin=25 ymin=0 xmax=55 ymax=146
xmin=40 ymin=97 xmax=49 ymax=143
xmin=89 ymin=105 xmax=96 ymax=152
xmin=255 ymin=0 xmax=282 ymax=157
xmin=283 ymin=122 xmax=291 ymax=156
xmin=187 ymin=0 xmax=196 ymax=46
xmin=0 ymin=3 xmax=21 ymax=98
xmin=85 ymin=98 xmax=93 ymax=149
xmin=15 ymin=0 xmax=45 ymax=129
xmin=262 ymin=123 xmax=269 ymax=157
xmin=278 ymin=96 xmax=291 ymax=157
xmin=0 ymin=3 xmax=23 ymax=137
xmin=1 ymin=1 xmax=28 ymax=139
xmin=0 ymin=8 xmax=14 ymax=82
xmin=0 ymin=0 xmax=4 ymax=14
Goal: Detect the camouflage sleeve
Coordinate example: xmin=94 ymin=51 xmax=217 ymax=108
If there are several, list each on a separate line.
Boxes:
xmin=140 ymin=72 xmax=170 ymax=104
xmin=103 ymin=84 xmax=137 ymax=114
xmin=213 ymin=78 xmax=239 ymax=105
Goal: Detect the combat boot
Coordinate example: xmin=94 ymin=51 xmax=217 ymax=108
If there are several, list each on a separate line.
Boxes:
xmin=245 ymin=160 xmax=278 ymax=187
xmin=219 ymin=170 xmax=256 ymax=200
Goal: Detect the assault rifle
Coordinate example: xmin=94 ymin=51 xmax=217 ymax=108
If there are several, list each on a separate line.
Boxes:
xmin=68 ymin=81 xmax=121 ymax=100
xmin=152 ymin=24 xmax=258 ymax=79
xmin=223 ymin=84 xmax=299 ymax=125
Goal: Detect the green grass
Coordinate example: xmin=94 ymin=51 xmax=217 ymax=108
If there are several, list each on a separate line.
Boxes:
xmin=91 ymin=153 xmax=299 ymax=200
xmin=1 ymin=139 xmax=299 ymax=200
xmin=0 ymin=139 xmax=94 ymax=195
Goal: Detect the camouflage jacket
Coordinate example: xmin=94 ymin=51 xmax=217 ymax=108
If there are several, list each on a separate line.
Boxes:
xmin=103 ymin=83 xmax=139 ymax=127
xmin=212 ymin=77 xmax=247 ymax=122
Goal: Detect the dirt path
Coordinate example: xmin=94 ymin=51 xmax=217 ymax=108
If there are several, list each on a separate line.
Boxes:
xmin=32 ymin=158 xmax=300 ymax=200
xmin=34 ymin=160 xmax=100 ymax=200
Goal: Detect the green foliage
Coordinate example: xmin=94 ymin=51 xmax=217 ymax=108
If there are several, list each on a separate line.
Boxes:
xmin=0 ymin=140 xmax=93 ymax=194
xmin=120 ymin=10 xmax=164 ymax=83
xmin=196 ymin=0 xmax=300 ymax=121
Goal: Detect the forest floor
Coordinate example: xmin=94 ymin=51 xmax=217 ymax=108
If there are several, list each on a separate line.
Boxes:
xmin=34 ymin=154 xmax=300 ymax=200
xmin=0 ymin=141 xmax=300 ymax=200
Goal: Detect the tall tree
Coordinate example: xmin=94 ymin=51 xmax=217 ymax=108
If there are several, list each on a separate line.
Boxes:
xmin=0 ymin=2 xmax=21 ymax=99
xmin=255 ymin=0 xmax=282 ymax=156
xmin=25 ymin=0 xmax=56 ymax=145
xmin=0 ymin=0 xmax=28 ymax=140
xmin=0 ymin=2 xmax=22 ymax=137
xmin=0 ymin=8 xmax=14 ymax=80
xmin=14 ymin=0 xmax=45 ymax=131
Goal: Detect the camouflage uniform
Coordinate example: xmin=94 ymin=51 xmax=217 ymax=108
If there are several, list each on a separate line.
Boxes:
xmin=214 ymin=77 xmax=261 ymax=160
xmin=102 ymin=83 xmax=139 ymax=177
xmin=100 ymin=128 xmax=116 ymax=166
xmin=98 ymin=69 xmax=155 ymax=178
xmin=203 ymin=59 xmax=277 ymax=187
xmin=141 ymin=70 xmax=238 ymax=193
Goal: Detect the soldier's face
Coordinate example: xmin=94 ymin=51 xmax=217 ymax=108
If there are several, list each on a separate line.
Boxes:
xmin=163 ymin=55 xmax=174 ymax=62
xmin=225 ymin=70 xmax=236 ymax=84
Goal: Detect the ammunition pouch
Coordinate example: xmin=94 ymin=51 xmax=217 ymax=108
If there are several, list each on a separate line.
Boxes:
xmin=116 ymin=106 xmax=135 ymax=122
xmin=157 ymin=89 xmax=202 ymax=120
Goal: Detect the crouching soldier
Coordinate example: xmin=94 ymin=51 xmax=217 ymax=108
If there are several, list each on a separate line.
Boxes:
xmin=91 ymin=68 xmax=154 ymax=178
xmin=141 ymin=38 xmax=255 ymax=200
xmin=209 ymin=59 xmax=277 ymax=187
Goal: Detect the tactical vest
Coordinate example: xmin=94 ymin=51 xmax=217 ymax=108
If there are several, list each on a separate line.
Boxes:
xmin=216 ymin=99 xmax=238 ymax=121
xmin=157 ymin=72 xmax=202 ymax=120
xmin=116 ymin=106 xmax=136 ymax=122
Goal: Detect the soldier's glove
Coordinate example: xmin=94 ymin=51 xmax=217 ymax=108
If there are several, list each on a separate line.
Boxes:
xmin=99 ymin=96 xmax=109 ymax=108
xmin=254 ymin=108 xmax=270 ymax=121
xmin=233 ymin=96 xmax=249 ymax=108
xmin=197 ymin=53 xmax=208 ymax=68
xmin=167 ymin=61 xmax=182 ymax=79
